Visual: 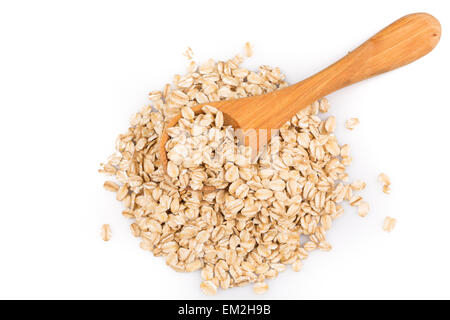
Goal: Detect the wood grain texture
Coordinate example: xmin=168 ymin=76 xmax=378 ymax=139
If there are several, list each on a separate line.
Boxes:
xmin=160 ymin=13 xmax=441 ymax=171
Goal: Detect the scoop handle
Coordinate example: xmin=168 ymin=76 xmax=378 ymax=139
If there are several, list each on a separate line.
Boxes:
xmin=289 ymin=13 xmax=441 ymax=99
xmin=223 ymin=13 xmax=441 ymax=133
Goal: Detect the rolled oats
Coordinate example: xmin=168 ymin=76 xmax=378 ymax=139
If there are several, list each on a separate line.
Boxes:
xmin=244 ymin=42 xmax=253 ymax=58
xmin=292 ymin=259 xmax=303 ymax=272
xmin=253 ymin=282 xmax=269 ymax=294
xmin=345 ymin=118 xmax=360 ymax=130
xmin=383 ymin=217 xmax=396 ymax=232
xmin=100 ymin=45 xmax=370 ymax=295
xmin=378 ymin=173 xmax=391 ymax=194
xmin=101 ymin=224 xmax=112 ymax=242
xmin=103 ymin=181 xmax=119 ymax=192
xmin=200 ymin=280 xmax=217 ymax=295
xmin=357 ymin=201 xmax=370 ymax=217
xmin=351 ymin=180 xmax=366 ymax=191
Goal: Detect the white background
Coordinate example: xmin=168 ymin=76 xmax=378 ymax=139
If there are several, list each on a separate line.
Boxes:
xmin=0 ymin=0 xmax=449 ymax=300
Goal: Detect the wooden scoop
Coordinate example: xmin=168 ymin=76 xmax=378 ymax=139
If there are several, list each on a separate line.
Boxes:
xmin=160 ymin=13 xmax=440 ymax=176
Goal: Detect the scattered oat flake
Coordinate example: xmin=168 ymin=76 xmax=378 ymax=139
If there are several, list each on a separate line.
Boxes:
xmin=200 ymin=281 xmax=217 ymax=295
xmin=349 ymin=195 xmax=362 ymax=206
xmin=244 ymin=42 xmax=253 ymax=57
xmin=383 ymin=217 xmax=396 ymax=232
xmin=378 ymin=172 xmax=390 ymax=184
xmin=358 ymin=201 xmax=370 ymax=217
xmin=345 ymin=118 xmax=360 ymax=130
xmin=101 ymin=224 xmax=111 ymax=241
xmin=183 ymin=47 xmax=194 ymax=60
xmin=253 ymin=282 xmax=269 ymax=294
xmin=378 ymin=173 xmax=391 ymax=194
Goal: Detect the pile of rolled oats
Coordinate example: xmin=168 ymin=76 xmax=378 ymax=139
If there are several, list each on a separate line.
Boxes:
xmin=100 ymin=45 xmax=370 ymax=295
